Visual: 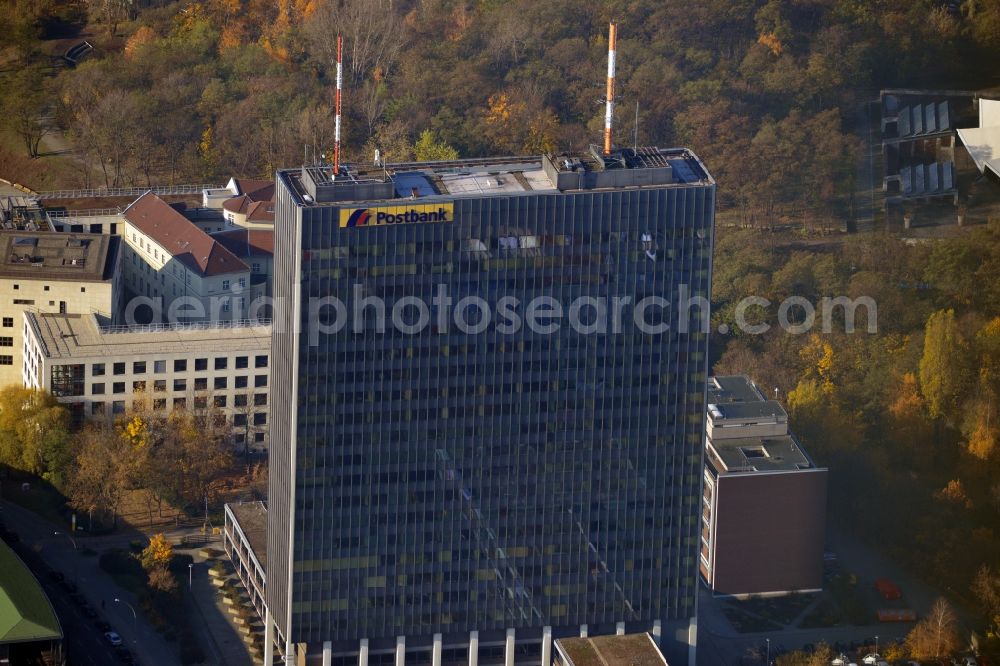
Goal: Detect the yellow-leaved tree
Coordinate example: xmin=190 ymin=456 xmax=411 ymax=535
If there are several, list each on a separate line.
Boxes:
xmin=140 ymin=533 xmax=173 ymax=572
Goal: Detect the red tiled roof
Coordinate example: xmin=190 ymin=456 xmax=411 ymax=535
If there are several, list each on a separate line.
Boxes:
xmin=222 ymin=196 xmax=275 ymax=223
xmin=212 ymin=229 xmax=274 ymax=258
xmin=123 ymin=192 xmax=249 ymax=277
xmin=222 ymin=179 xmax=275 ymax=222
xmin=233 ymin=179 xmax=274 ymax=201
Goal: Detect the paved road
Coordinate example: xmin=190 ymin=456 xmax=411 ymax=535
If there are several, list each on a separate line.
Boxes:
xmin=1 ymin=500 xmax=182 ymax=666
xmin=3 ymin=534 xmax=125 ymax=666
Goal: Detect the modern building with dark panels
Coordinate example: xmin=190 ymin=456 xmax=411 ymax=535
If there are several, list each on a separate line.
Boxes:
xmin=700 ymin=376 xmax=828 ymax=598
xmin=262 ymin=147 xmax=715 ymax=666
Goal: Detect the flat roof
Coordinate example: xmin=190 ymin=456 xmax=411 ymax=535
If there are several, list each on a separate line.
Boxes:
xmin=707 ymin=434 xmax=816 ymax=474
xmin=709 ymin=400 xmax=787 ymax=422
xmin=0 ymin=231 xmax=116 ymax=282
xmin=555 ymin=633 xmax=667 ymax=666
xmin=227 ymin=501 xmax=267 ymax=567
xmin=707 ymin=376 xmax=787 ymax=423
xmin=0 ymin=540 xmax=61 ymax=644
xmin=282 ymin=146 xmax=713 ymax=207
xmin=707 ymin=376 xmax=766 ymax=404
xmin=25 ymin=313 xmax=270 ymax=360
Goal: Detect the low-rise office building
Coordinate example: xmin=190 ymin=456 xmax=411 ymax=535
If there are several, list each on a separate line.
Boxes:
xmin=0 ymin=231 xmax=122 ymax=387
xmin=22 ymin=312 xmax=271 ymax=449
xmin=121 ymin=192 xmax=260 ymax=322
xmin=700 ymin=375 xmax=828 ymax=597
xmin=211 ymin=228 xmax=274 ymax=299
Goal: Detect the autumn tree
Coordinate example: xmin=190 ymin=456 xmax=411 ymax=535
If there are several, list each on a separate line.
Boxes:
xmin=775 ymin=642 xmax=834 ymax=666
xmin=905 ymin=597 xmax=961 ymax=660
xmin=66 ymin=424 xmax=134 ymax=528
xmin=919 ymin=309 xmax=970 ymax=421
xmin=140 ymin=533 xmax=177 ymax=593
xmin=140 ymin=533 xmax=173 ymax=571
xmin=0 ymin=387 xmax=71 ymax=485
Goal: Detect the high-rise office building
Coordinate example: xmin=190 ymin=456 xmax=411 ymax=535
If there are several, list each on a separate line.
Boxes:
xmin=263 ymin=147 xmax=715 ymax=666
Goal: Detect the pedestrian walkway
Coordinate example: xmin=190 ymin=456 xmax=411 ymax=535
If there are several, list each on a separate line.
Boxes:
xmin=182 ymin=547 xmax=253 ymax=666
xmin=2 ymin=499 xmax=182 ymax=666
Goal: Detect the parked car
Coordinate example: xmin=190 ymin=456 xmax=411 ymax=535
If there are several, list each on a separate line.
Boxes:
xmin=104 ymin=631 xmax=122 ymax=647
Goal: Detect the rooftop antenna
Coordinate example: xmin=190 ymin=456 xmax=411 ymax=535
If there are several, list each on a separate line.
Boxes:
xmin=603 ymin=22 xmax=618 ymax=156
xmin=633 ymin=99 xmax=639 ymax=153
xmin=333 ymin=34 xmax=343 ymax=178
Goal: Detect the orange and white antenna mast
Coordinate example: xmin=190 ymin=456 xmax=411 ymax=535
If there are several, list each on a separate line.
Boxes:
xmin=603 ymin=22 xmax=617 ymax=156
xmin=334 ymin=34 xmax=343 ymax=176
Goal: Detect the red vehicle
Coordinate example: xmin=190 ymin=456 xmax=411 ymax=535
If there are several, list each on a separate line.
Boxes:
xmin=874 ymin=578 xmax=902 ymax=600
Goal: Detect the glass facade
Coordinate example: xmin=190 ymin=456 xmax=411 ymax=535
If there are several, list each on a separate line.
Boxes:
xmin=268 ymin=154 xmax=715 ymax=658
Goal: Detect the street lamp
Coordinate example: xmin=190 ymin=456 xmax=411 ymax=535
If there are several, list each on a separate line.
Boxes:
xmin=188 ymin=563 xmax=193 ymax=589
xmin=53 ymin=531 xmax=79 ymax=581
xmin=114 ymin=597 xmax=137 ymax=645
xmin=874 ymin=635 xmax=879 ymax=658
xmin=765 ymin=638 xmax=770 ymax=666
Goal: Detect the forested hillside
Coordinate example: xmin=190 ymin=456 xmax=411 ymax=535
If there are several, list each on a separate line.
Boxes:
xmin=2 ymin=0 xmax=999 ymax=206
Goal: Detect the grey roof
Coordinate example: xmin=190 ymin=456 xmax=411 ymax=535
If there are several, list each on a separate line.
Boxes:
xmin=286 ymin=147 xmax=714 ymax=207
xmin=707 ymin=434 xmax=816 ymax=474
xmin=0 ymin=231 xmax=116 ymax=282
xmin=707 ymin=375 xmax=766 ymax=404
xmin=900 ymin=162 xmax=955 ymax=196
xmin=25 ymin=313 xmax=270 ymax=360
xmin=709 ymin=400 xmax=787 ymax=422
xmin=898 ymin=101 xmax=951 ymax=137
xmin=227 ymin=501 xmax=267 ymax=567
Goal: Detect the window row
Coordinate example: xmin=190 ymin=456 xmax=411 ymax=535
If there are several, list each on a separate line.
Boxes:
xmin=89 ymin=355 xmax=269 ymax=376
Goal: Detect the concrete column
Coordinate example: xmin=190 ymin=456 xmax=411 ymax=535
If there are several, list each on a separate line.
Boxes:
xmin=615 ymin=622 xmax=625 ymax=636
xmin=323 ymin=641 xmax=333 ymax=666
xmin=469 ymin=631 xmax=479 ymax=666
xmin=579 ymin=625 xmax=588 ymax=638
xmin=504 ymin=629 xmax=516 ymax=666
xmin=687 ymin=616 xmax=698 ymax=666
xmin=651 ymin=620 xmax=661 ymax=645
xmin=359 ymin=639 xmax=369 ymax=666
xmin=396 ymin=636 xmax=406 ymax=666
xmin=540 ymin=626 xmax=552 ymax=666
xmin=285 ymin=639 xmax=295 ymax=665
xmin=263 ymin=607 xmax=274 ymax=665
xmin=432 ymin=634 xmax=443 ymax=666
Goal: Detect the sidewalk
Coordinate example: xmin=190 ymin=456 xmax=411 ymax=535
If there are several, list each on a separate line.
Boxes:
xmin=2 ymin=499 xmax=182 ymax=666
xmin=182 ymin=547 xmax=253 ymax=666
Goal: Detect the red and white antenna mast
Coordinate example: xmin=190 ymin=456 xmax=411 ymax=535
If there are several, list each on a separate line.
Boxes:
xmin=603 ymin=22 xmax=617 ymax=156
xmin=334 ymin=34 xmax=343 ymax=176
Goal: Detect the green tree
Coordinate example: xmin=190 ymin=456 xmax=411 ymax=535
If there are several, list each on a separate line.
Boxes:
xmin=0 ymin=387 xmax=71 ymax=484
xmin=919 ymin=309 xmax=970 ymax=420
xmin=413 ymin=129 xmax=459 ymax=162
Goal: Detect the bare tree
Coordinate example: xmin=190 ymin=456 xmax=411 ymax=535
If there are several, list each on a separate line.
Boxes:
xmin=305 ymin=0 xmax=405 ymax=84
xmin=905 ymin=597 xmax=961 ymax=660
